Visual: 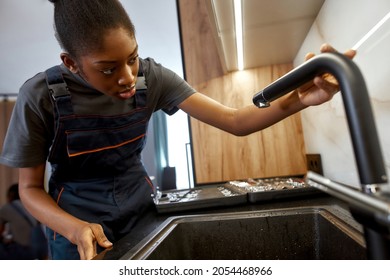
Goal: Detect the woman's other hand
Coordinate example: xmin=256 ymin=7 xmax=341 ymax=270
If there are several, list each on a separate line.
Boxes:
xmin=75 ymin=223 xmax=113 ymax=260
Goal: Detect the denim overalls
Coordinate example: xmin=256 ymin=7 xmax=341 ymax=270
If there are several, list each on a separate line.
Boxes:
xmin=44 ymin=66 xmax=155 ymax=259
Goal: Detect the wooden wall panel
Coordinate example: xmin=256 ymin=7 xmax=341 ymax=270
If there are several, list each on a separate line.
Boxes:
xmin=190 ymin=65 xmax=307 ymax=184
xmin=0 ymin=100 xmax=18 ymax=205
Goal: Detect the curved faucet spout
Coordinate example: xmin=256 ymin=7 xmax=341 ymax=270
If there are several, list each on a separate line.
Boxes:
xmin=252 ymin=52 xmax=387 ymax=188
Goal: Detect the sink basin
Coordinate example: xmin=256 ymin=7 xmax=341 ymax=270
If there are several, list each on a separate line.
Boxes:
xmin=122 ymin=207 xmax=367 ymax=260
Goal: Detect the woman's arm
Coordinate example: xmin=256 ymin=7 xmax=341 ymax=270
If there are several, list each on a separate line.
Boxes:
xmin=178 ymin=89 xmax=305 ymax=136
xmin=178 ymin=44 xmax=356 ymax=136
xmin=18 ymin=164 xmax=112 ymax=259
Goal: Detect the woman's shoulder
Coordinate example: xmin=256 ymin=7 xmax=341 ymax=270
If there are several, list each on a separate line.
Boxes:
xmin=13 ymin=68 xmax=58 ymax=124
xmin=18 ymin=64 xmax=78 ymax=110
xmin=19 ymin=68 xmax=53 ymax=105
xmin=140 ymin=57 xmax=157 ymax=75
xmin=20 ymin=64 xmax=73 ymax=97
xmin=20 ymin=71 xmax=47 ymax=95
xmin=140 ymin=57 xmax=185 ymax=85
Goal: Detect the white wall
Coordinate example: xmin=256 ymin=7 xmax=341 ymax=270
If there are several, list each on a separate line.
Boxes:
xmin=0 ymin=1 xmax=60 ymax=92
xmin=294 ymin=0 xmax=390 ymax=187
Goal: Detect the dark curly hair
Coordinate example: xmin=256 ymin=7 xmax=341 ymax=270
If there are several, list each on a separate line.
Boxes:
xmin=48 ymin=0 xmax=136 ymax=59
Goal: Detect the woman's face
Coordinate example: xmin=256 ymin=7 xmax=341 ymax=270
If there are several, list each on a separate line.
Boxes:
xmin=66 ymin=27 xmax=139 ymax=100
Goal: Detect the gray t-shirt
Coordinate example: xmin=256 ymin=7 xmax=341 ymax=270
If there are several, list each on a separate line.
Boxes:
xmin=0 ymin=57 xmax=195 ymax=168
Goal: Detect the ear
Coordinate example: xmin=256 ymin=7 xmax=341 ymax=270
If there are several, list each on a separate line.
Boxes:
xmin=60 ymin=53 xmax=80 ymax=73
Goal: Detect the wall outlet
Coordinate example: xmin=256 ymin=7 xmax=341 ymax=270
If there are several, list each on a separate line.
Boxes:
xmin=306 ymin=154 xmax=323 ymax=175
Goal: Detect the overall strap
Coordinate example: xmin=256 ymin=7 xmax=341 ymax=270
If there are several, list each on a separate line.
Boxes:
xmin=45 ymin=66 xmax=74 ymax=116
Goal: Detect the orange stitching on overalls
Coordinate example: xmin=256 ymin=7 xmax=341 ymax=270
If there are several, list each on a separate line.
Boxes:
xmin=144 ymin=176 xmax=154 ymax=190
xmin=61 ymin=107 xmax=145 ymax=120
xmin=53 ymin=187 xmax=64 ymax=241
xmin=67 ymin=133 xmax=146 ymax=157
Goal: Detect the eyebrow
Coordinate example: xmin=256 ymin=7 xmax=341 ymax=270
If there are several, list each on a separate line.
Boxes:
xmin=93 ymin=45 xmax=139 ymax=65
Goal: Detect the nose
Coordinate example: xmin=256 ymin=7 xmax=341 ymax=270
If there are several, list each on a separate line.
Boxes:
xmin=118 ymin=64 xmax=135 ymax=86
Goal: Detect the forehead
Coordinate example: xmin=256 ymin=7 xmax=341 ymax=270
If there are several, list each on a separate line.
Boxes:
xmin=84 ymin=27 xmax=138 ymax=61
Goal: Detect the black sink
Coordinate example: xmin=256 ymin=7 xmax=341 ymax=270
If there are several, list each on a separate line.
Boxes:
xmin=122 ymin=206 xmax=367 ymax=260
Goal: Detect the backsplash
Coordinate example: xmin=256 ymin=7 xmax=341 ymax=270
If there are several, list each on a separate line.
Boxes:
xmin=294 ymin=0 xmax=390 ymax=187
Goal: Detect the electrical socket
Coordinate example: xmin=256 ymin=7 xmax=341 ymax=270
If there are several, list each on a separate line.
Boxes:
xmin=306 ymin=154 xmax=323 ymax=175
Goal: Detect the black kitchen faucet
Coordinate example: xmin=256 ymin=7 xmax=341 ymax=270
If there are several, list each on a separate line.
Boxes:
xmin=252 ymin=52 xmax=390 ymax=259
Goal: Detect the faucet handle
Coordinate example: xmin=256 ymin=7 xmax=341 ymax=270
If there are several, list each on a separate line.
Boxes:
xmin=307 ymin=171 xmax=390 ymax=220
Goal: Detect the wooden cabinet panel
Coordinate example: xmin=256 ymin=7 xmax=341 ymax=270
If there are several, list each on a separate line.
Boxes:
xmin=0 ymin=100 xmax=18 ymax=205
xmin=189 ymin=66 xmax=307 ymax=184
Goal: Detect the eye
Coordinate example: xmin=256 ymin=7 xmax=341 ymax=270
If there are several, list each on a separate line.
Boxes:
xmin=128 ymin=55 xmax=139 ymax=65
xmin=100 ymin=68 xmax=115 ymax=75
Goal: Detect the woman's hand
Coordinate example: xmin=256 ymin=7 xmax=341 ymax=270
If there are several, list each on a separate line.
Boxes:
xmin=298 ymin=43 xmax=357 ymax=106
xmin=74 ymin=222 xmax=113 ymax=260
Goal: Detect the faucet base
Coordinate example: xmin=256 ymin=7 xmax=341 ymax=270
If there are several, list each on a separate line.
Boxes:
xmin=351 ymin=207 xmax=390 ymax=259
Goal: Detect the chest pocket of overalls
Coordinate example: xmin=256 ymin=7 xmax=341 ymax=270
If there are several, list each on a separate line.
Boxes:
xmin=65 ymin=109 xmax=148 ymax=171
xmin=46 ymin=66 xmax=150 ymax=176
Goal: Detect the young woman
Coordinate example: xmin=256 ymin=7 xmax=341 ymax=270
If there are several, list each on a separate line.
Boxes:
xmin=0 ymin=0 xmax=356 ymax=259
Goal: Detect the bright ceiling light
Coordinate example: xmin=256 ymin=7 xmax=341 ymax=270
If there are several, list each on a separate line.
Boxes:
xmin=234 ymin=0 xmax=244 ymax=70
xmin=353 ymin=11 xmax=390 ymax=50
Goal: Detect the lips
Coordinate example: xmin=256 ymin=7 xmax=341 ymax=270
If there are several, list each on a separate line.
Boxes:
xmin=118 ymin=85 xmax=136 ymax=99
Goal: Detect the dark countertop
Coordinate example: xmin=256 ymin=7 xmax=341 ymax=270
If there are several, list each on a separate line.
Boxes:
xmin=95 ymin=192 xmax=361 ymax=260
